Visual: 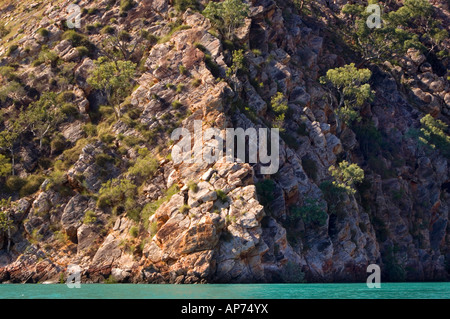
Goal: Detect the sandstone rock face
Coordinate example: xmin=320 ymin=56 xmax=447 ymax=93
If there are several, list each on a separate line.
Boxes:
xmin=0 ymin=0 xmax=449 ymax=284
xmin=61 ymin=195 xmax=90 ymax=243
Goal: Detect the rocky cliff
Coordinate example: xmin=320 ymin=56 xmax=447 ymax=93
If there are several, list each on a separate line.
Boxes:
xmin=0 ymin=0 xmax=449 ymax=283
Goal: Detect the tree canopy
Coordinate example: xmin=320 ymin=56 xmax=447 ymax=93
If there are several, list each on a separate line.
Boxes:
xmin=203 ymin=0 xmax=250 ymax=39
xmin=87 ymin=59 xmax=136 ymax=119
xmin=321 ymin=63 xmax=373 ymax=125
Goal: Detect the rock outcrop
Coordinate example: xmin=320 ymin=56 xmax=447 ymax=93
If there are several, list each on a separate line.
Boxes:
xmin=0 ymin=0 xmax=449 ymax=284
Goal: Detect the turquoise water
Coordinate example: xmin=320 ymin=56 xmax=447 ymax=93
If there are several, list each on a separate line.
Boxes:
xmin=0 ymin=283 xmax=449 ymax=299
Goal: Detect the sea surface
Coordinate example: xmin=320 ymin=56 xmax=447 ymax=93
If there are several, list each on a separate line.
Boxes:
xmin=0 ymin=282 xmax=449 ymax=299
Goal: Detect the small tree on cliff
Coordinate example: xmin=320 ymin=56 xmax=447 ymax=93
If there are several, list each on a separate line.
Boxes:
xmin=87 ymin=58 xmax=136 ymax=119
xmin=0 ymin=117 xmax=24 ymax=176
xmin=0 ymin=198 xmax=14 ymax=252
xmin=320 ymin=63 xmax=373 ymax=126
xmin=24 ymin=92 xmax=66 ymax=150
xmin=341 ymin=1 xmax=427 ymax=65
xmin=203 ymin=0 xmax=250 ymax=40
xmin=329 ymin=160 xmax=364 ymax=195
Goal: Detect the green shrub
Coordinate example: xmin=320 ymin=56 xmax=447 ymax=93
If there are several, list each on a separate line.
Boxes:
xmin=123 ymin=135 xmax=143 ymax=147
xmin=61 ymin=138 xmax=90 ymax=169
xmin=173 ymin=0 xmax=198 ymax=12
xmin=56 ymin=91 xmax=75 ymax=103
xmin=127 ymin=154 xmax=159 ymax=180
xmin=176 ymin=84 xmax=184 ymax=94
xmin=255 ymin=179 xmax=275 ymax=208
xmin=129 ymin=226 xmax=139 ymax=237
xmin=6 ymin=45 xmax=18 ymax=56
xmin=319 ymin=181 xmax=346 ymax=217
xmin=120 ymin=0 xmax=134 ymax=12
xmin=226 ymin=49 xmax=246 ymax=77
xmin=0 ymin=23 xmax=10 ymax=38
xmin=418 ymin=114 xmax=450 ymax=158
xmin=202 ymin=0 xmax=250 ymax=40
xmin=20 ymin=175 xmax=45 ymax=197
xmin=0 ymin=154 xmax=11 ymax=178
xmin=216 ymin=189 xmax=229 ymax=203
xmin=85 ymin=24 xmax=96 ymax=32
xmin=252 ymin=48 xmax=262 ymax=56
xmin=187 ymin=181 xmax=198 ymax=192
xmin=37 ymin=28 xmax=49 ymax=37
xmin=6 ymin=175 xmax=26 ymax=192
xmin=76 ymin=46 xmax=90 ymax=57
xmin=204 ymin=54 xmax=221 ymax=78
xmin=87 ymin=7 xmax=99 ymax=15
xmin=271 ymin=92 xmax=288 ymax=114
xmin=104 ymin=275 xmax=118 ymax=284
xmin=97 ymin=178 xmax=137 ymax=209
xmin=51 ymin=134 xmax=67 ymax=154
xmin=61 ymin=103 xmax=79 ymax=117
xmin=83 ymin=210 xmax=97 ymax=224
xmin=149 ymin=221 xmax=158 ymax=237
xmin=100 ymin=133 xmax=115 ymax=144
xmin=179 ymin=65 xmax=187 ymax=75
xmin=291 ymin=198 xmax=327 ymax=227
xmin=33 ymin=48 xmax=59 ymax=67
xmin=320 ymin=63 xmax=373 ymax=125
xmin=191 ymin=78 xmax=201 ymax=87
xmin=179 ymin=204 xmax=190 ymax=213
xmin=95 ymin=153 xmax=114 ymax=166
xmin=329 ymin=161 xmax=364 ymax=195
xmin=46 ymin=168 xmax=70 ymax=193
xmin=83 ymin=123 xmax=97 ymax=137
xmin=62 ymin=30 xmax=92 ymax=48
xmin=171 ymin=100 xmax=182 ymax=109
xmin=101 ymin=25 xmax=116 ymax=35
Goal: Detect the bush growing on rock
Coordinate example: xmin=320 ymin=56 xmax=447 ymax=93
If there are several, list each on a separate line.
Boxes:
xmin=216 ymin=189 xmax=229 ymax=203
xmin=329 ymin=161 xmax=365 ymax=195
xmin=290 ymin=198 xmax=327 ymax=227
xmin=0 ymin=154 xmax=11 ymax=178
xmin=127 ymin=154 xmax=159 ymax=180
xmin=6 ymin=45 xmax=18 ymax=57
xmin=341 ymin=0 xmax=429 ymax=65
xmin=87 ymin=59 xmax=136 ymax=119
xmin=83 ymin=210 xmax=97 ymax=224
xmin=202 ymin=0 xmax=250 ymax=40
xmin=256 ymin=179 xmax=275 ymax=208
xmin=37 ymin=28 xmax=49 ymax=37
xmin=418 ymin=114 xmax=450 ymax=158
xmin=320 ymin=63 xmax=373 ymax=126
xmin=25 ymin=92 xmax=66 ymax=150
xmin=270 ymin=92 xmax=288 ymax=130
xmin=62 ymin=30 xmax=92 ymax=49
xmin=20 ymin=175 xmax=45 ymax=197
xmin=97 ymin=178 xmax=137 ymax=209
xmin=0 ymin=23 xmax=10 ymax=38
xmin=120 ymin=0 xmax=135 ymax=12
xmin=174 ymin=0 xmax=199 ymax=12
xmin=129 ymin=226 xmax=139 ymax=237
xmin=5 ymin=175 xmax=25 ymax=193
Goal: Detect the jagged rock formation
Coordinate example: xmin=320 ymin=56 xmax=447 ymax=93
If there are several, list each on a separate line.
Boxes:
xmin=0 ymin=0 xmax=449 ymax=283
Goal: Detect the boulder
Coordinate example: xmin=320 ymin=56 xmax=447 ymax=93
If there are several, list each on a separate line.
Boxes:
xmin=61 ymin=195 xmax=89 ymax=243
